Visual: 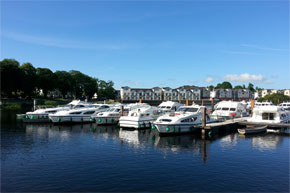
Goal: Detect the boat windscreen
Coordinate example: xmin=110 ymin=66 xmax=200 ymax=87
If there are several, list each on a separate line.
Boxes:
xmin=178 ymin=107 xmax=199 ymax=113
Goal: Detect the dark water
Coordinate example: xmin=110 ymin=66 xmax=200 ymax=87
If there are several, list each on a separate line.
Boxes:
xmin=1 ymin=110 xmax=289 ymax=192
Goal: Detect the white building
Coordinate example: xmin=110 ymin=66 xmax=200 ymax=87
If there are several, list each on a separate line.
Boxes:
xmin=261 ymin=89 xmax=272 ymax=97
xmin=233 ymin=89 xmax=252 ymax=101
xmin=200 ymin=87 xmax=210 ymax=99
xmin=284 ymin=89 xmax=290 ymax=97
xmin=162 ymin=87 xmax=172 ymax=101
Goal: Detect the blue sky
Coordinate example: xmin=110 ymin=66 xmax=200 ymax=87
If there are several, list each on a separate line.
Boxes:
xmin=1 ymin=0 xmax=289 ymax=89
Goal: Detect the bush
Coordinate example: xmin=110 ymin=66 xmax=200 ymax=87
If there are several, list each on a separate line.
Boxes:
xmin=44 ymin=100 xmax=58 ymax=106
xmin=3 ymin=104 xmax=21 ymax=110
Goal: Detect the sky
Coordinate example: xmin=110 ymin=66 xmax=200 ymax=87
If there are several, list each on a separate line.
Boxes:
xmin=1 ymin=0 xmax=289 ymax=90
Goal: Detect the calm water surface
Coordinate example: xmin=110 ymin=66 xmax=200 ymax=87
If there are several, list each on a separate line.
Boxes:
xmin=1 ymin=110 xmax=289 ymax=192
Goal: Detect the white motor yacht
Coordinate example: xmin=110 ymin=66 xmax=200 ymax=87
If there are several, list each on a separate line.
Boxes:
xmin=279 ymin=102 xmax=290 ymax=111
xmin=157 ymin=101 xmax=184 ymax=114
xmin=49 ymin=104 xmax=111 ymax=123
xmin=248 ymin=105 xmax=290 ymax=124
xmin=92 ymin=105 xmax=122 ymax=125
xmin=119 ymin=103 xmax=160 ymax=129
xmin=152 ymin=105 xmax=215 ymax=134
xmin=22 ymin=100 xmax=92 ymax=123
xmin=212 ymin=101 xmax=247 ymax=120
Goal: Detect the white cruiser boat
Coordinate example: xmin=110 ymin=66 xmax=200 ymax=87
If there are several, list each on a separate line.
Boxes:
xmin=255 ymin=101 xmax=273 ymax=106
xmin=248 ymin=105 xmax=290 ymax=124
xmin=157 ymin=101 xmax=184 ymax=114
xmin=22 ymin=100 xmax=92 ymax=123
xmin=279 ymin=102 xmax=290 ymax=111
xmin=152 ymin=105 xmax=215 ymax=134
xmin=212 ymin=101 xmax=247 ymax=120
xmin=49 ymin=104 xmax=111 ymax=123
xmin=92 ymin=106 xmax=121 ymax=125
xmin=119 ymin=103 xmax=160 ymax=129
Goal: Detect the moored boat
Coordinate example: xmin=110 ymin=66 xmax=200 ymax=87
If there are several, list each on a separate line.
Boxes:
xmin=152 ymin=105 xmax=215 ymax=134
xmin=119 ymin=103 xmax=160 ymax=129
xmin=238 ymin=125 xmax=267 ymax=135
xmin=49 ymin=104 xmax=111 ymax=123
xmin=22 ymin=100 xmax=92 ymax=123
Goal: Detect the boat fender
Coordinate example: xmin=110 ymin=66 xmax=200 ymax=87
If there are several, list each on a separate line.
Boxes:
xmin=31 ymin=115 xmax=34 ymax=120
xmin=166 ymin=127 xmax=170 ymax=132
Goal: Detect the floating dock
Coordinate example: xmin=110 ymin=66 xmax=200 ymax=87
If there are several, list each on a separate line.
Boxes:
xmin=199 ymin=117 xmax=290 ymax=136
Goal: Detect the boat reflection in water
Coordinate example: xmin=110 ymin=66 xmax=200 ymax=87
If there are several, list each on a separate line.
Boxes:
xmin=24 ymin=123 xmax=120 ymax=141
xmin=119 ymin=128 xmax=211 ymax=163
xmin=219 ymin=134 xmax=238 ymax=148
xmin=238 ymin=132 xmax=287 ymax=151
xmin=251 ymin=134 xmax=282 ymax=151
xmin=119 ymin=128 xmax=156 ymax=148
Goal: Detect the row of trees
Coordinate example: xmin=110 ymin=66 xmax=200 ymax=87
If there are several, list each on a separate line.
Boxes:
xmin=0 ymin=59 xmax=115 ymax=99
xmin=207 ymin=81 xmax=263 ymax=92
xmin=258 ymin=93 xmax=290 ymax=105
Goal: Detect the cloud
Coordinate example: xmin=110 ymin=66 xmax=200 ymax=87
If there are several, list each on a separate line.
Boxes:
xmin=122 ymin=80 xmax=140 ymax=86
xmin=241 ymin=44 xmax=289 ymax=52
xmin=205 ymin=77 xmax=214 ymax=83
xmin=2 ymin=31 xmax=128 ymax=50
xmin=223 ymin=73 xmax=265 ymax=82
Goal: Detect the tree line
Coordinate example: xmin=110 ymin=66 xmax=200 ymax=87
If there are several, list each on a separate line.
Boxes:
xmin=206 ymin=81 xmax=262 ymax=91
xmin=0 ymin=59 xmax=115 ymax=99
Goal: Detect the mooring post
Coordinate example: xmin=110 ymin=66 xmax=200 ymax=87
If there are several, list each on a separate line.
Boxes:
xmin=120 ymin=105 xmax=124 ymax=116
xmin=201 ymin=99 xmax=204 ymax=106
xmin=186 ymin=99 xmax=189 ymax=106
xmin=33 ymin=99 xmax=36 ymax=111
xmin=202 ymin=107 xmax=206 ymax=128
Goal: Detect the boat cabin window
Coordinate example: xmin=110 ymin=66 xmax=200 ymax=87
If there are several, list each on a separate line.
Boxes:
xmin=230 ymin=108 xmax=236 ymax=111
xmin=216 ymin=107 xmax=221 ymax=110
xmin=222 ymin=107 xmax=229 ymax=111
xmin=178 ymin=107 xmax=199 ymax=113
xmin=181 ymin=117 xmax=197 ymax=122
xmin=262 ymin=113 xmax=275 ymax=120
xmin=160 ymin=119 xmax=172 ymax=122
xmin=75 ymin=105 xmax=85 ymax=108
xmin=46 ymin=111 xmax=57 ymax=114
xmin=69 ymin=112 xmax=82 ymax=114
xmin=83 ymin=111 xmax=96 ymax=115
xmin=166 ymin=106 xmax=171 ymax=109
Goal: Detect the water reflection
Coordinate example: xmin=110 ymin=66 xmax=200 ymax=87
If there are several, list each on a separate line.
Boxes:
xmin=219 ymin=134 xmax=238 ymax=148
xmin=119 ymin=128 xmax=156 ymax=148
xmin=238 ymin=132 xmax=286 ymax=151
xmin=12 ymin=123 xmax=290 ymax=161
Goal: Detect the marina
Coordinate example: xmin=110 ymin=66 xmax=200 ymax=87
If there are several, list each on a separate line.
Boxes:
xmin=1 ymin=108 xmax=289 ymax=192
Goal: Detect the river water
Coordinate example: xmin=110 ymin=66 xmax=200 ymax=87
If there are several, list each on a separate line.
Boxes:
xmin=1 ymin=110 xmax=289 ymax=192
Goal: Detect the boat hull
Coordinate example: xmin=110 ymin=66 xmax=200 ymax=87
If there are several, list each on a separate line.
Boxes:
xmin=238 ymin=125 xmax=267 ymax=135
xmin=154 ymin=123 xmax=200 ymax=134
xmin=119 ymin=119 xmax=154 ymax=129
xmin=94 ymin=116 xmax=120 ymax=125
xmin=49 ymin=115 xmax=92 ymax=123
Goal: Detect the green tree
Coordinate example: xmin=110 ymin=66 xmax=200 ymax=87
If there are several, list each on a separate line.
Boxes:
xmin=20 ymin=63 xmax=37 ymax=97
xmin=258 ymin=93 xmax=290 ymax=105
xmin=97 ymin=80 xmax=115 ymax=99
xmin=215 ymin=81 xmax=232 ymax=89
xmin=234 ymin=85 xmax=243 ymax=89
xmin=208 ymin=85 xmax=215 ymax=90
xmin=70 ymin=70 xmax=98 ymax=99
xmin=54 ymin=71 xmax=73 ymax=98
xmin=0 ymin=59 xmax=23 ymax=97
xmin=247 ymin=82 xmax=255 ymax=92
xmin=36 ymin=68 xmax=55 ymax=97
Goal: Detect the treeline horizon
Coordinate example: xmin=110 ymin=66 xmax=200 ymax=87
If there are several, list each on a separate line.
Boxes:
xmin=0 ymin=58 xmax=115 ymax=99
